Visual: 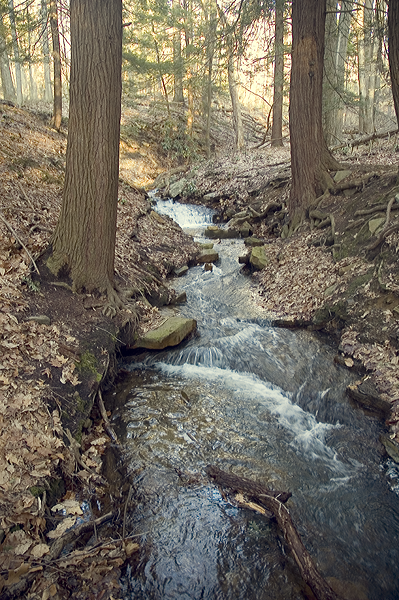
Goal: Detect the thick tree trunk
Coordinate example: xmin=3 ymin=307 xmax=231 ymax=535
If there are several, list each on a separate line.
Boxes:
xmin=41 ymin=0 xmax=52 ymax=102
xmin=8 ymin=0 xmax=22 ymax=105
xmin=289 ymin=0 xmax=330 ymax=224
xmin=49 ymin=0 xmax=62 ymax=130
xmin=0 ymin=16 xmax=16 ymax=103
xmin=271 ymin=0 xmax=285 ymax=147
xmin=388 ymin=0 xmax=399 ymax=125
xmin=47 ymin=0 xmax=122 ymax=295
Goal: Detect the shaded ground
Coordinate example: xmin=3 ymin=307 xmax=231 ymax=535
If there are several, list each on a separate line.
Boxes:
xmin=0 ymin=99 xmax=398 ymax=598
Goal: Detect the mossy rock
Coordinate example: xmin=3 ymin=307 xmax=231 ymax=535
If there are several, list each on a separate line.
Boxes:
xmin=133 ymin=317 xmax=197 ymax=350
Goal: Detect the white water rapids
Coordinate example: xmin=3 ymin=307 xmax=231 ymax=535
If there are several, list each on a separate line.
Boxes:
xmin=108 ymin=197 xmax=399 ymax=600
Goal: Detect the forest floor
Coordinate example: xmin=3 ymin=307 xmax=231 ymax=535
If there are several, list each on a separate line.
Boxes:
xmin=0 ymin=99 xmax=398 ymax=599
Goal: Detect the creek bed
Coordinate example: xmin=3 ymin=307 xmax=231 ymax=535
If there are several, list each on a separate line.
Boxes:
xmin=108 ymin=199 xmax=399 ymax=600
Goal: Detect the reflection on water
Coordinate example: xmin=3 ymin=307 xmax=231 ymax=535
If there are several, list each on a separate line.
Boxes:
xmin=110 ymin=200 xmax=399 ymax=600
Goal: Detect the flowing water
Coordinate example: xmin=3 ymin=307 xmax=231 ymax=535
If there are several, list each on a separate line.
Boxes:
xmin=109 ymin=198 xmax=399 ymax=600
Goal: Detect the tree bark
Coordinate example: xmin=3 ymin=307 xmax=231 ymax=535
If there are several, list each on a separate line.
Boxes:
xmin=47 ymin=0 xmax=122 ymax=296
xmin=49 ymin=0 xmax=62 ymax=130
xmin=207 ymin=465 xmax=343 ymax=600
xmin=218 ymin=3 xmax=245 ymax=151
xmin=289 ymin=0 xmax=332 ymax=225
xmin=388 ymin=0 xmax=399 ymax=126
xmin=41 ymin=0 xmax=53 ymax=102
xmin=358 ymin=0 xmax=377 ymax=134
xmin=0 ymin=15 xmax=16 ymax=103
xmin=203 ymin=0 xmax=217 ymax=158
xmin=8 ymin=0 xmax=22 ymax=105
xmin=271 ymin=0 xmax=285 ymax=147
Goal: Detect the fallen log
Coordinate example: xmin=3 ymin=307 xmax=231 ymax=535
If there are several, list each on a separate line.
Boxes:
xmin=206 ymin=465 xmax=343 ymax=600
xmin=332 ymin=128 xmax=398 ymax=151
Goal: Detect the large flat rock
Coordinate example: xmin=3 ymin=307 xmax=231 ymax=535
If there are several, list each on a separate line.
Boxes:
xmin=134 ymin=317 xmax=197 ymax=350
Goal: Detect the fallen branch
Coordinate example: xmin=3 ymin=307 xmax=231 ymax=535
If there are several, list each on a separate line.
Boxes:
xmin=206 ymin=465 xmax=343 ymax=600
xmin=97 ymin=388 xmax=119 ymax=444
xmin=332 ymin=128 xmax=398 ymax=151
xmin=0 ymin=211 xmax=40 ymax=275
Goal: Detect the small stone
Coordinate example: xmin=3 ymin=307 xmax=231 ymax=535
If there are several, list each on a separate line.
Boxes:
xmin=204 ymin=263 xmax=213 ymax=271
xmin=169 ymin=178 xmax=187 ymax=198
xmin=368 ymin=217 xmax=385 ymax=235
xmin=197 ymin=249 xmax=219 ymax=263
xmin=173 ymin=292 xmax=187 ymax=304
xmin=174 ymin=265 xmax=189 ymax=277
xmin=250 ymin=246 xmax=268 ymax=270
xmin=333 ymin=169 xmax=351 ymax=184
xmin=324 ymin=284 xmax=338 ymax=297
xmin=200 ymin=243 xmax=214 ymax=249
xmin=27 ymin=315 xmax=51 ymax=325
xmin=380 ymin=434 xmax=399 ymax=464
xmin=244 ymin=237 xmax=264 ymax=247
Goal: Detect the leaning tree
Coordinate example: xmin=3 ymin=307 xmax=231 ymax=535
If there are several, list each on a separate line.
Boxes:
xmin=47 ymin=0 xmax=123 ymax=312
xmin=288 ymin=0 xmax=340 ymax=229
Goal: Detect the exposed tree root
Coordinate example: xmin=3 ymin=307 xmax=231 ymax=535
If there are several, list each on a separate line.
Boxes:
xmin=367 ymin=196 xmax=399 ymax=251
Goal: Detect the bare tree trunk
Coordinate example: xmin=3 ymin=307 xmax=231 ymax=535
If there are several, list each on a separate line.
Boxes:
xmin=47 ymin=0 xmax=122 ymax=297
xmin=0 ymin=15 xmax=16 ymax=103
xmin=389 ymin=0 xmax=399 ymax=125
xmin=358 ymin=0 xmax=377 ymax=134
xmin=203 ymin=0 xmax=217 ymax=158
xmin=173 ymin=0 xmax=184 ymax=104
xmin=289 ymin=0 xmax=333 ymax=226
xmin=271 ymin=0 xmax=285 ymax=147
xmin=49 ymin=0 xmax=62 ymax=130
xmin=218 ymin=3 xmax=245 ymax=151
xmin=323 ymin=1 xmax=353 ymax=145
xmin=8 ymin=0 xmax=22 ymax=105
xmin=41 ymin=0 xmax=52 ymax=102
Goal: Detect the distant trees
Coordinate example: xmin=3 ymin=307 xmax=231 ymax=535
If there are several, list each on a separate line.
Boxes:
xmin=388 ymin=0 xmax=399 ymax=125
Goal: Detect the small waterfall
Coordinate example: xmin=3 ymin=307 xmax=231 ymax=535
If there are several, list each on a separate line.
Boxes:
xmin=110 ymin=198 xmax=399 ymax=600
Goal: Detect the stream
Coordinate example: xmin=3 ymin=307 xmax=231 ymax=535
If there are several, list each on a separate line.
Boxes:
xmin=109 ymin=198 xmax=399 ymax=600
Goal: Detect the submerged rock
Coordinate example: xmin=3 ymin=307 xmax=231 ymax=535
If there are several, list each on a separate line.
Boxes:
xmin=134 ymin=317 xmax=197 ymax=350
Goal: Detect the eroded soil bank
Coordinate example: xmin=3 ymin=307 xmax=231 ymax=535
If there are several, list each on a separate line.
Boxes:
xmin=0 ymin=101 xmax=398 ymax=598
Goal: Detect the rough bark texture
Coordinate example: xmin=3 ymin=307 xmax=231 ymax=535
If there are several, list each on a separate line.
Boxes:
xmin=0 ymin=17 xmax=16 ymax=103
xmin=49 ymin=0 xmax=62 ymax=130
xmin=389 ymin=0 xmax=399 ymax=126
xmin=289 ymin=0 xmax=328 ymax=223
xmin=271 ymin=0 xmax=285 ymax=147
xmin=8 ymin=0 xmax=22 ymax=105
xmin=358 ymin=0 xmax=377 ymax=134
xmin=41 ymin=0 xmax=53 ymax=102
xmin=207 ymin=466 xmax=343 ymax=600
xmin=48 ymin=0 xmax=122 ymax=294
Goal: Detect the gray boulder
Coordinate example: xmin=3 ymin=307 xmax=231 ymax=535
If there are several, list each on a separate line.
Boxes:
xmin=169 ymin=178 xmax=187 ymax=198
